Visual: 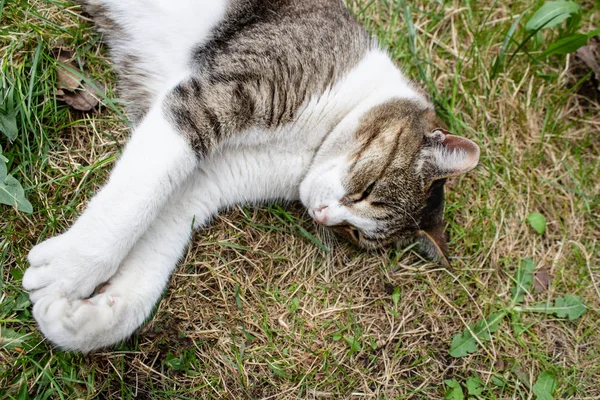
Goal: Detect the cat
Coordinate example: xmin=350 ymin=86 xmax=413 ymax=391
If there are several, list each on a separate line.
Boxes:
xmin=22 ymin=0 xmax=480 ymax=353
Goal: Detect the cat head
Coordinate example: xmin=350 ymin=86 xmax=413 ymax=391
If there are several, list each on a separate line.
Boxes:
xmin=299 ymin=98 xmax=480 ymax=265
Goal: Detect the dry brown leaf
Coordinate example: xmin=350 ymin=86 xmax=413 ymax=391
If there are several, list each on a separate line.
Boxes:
xmin=576 ymin=40 xmax=600 ymax=90
xmin=533 ymin=268 xmax=551 ymax=293
xmin=56 ymin=81 xmax=105 ymax=111
xmin=53 ymin=48 xmax=83 ymax=91
xmin=52 ymin=48 xmax=104 ymax=111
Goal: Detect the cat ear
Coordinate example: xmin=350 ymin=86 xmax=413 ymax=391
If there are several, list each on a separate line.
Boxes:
xmin=416 ymin=224 xmax=451 ymax=267
xmin=426 ymin=129 xmax=480 ymax=181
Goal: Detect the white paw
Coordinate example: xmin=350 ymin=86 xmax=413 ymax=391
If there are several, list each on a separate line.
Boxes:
xmin=32 ymin=290 xmax=138 ymax=352
xmin=23 ymin=232 xmax=118 ymax=303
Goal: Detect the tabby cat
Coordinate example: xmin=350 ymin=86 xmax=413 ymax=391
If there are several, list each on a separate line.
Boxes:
xmin=22 ymin=0 xmax=480 ymax=352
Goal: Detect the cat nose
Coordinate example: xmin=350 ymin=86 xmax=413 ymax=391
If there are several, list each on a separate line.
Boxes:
xmin=313 ymin=205 xmax=329 ymax=224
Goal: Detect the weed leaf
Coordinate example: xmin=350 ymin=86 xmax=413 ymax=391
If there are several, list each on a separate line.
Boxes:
xmin=164 ymin=350 xmax=196 ymax=372
xmin=466 ymin=376 xmax=484 ymax=396
xmin=0 ymin=84 xmax=18 ymax=141
xmin=0 ymin=155 xmax=6 ymax=182
xmin=533 ymin=370 xmax=556 ymax=400
xmin=526 ymin=1 xmax=581 ymax=32
xmin=0 ymin=327 xmax=31 ymax=350
xmin=444 ymin=379 xmax=464 ymax=400
xmin=269 ymin=362 xmax=287 ymax=378
xmin=0 ymin=108 xmax=18 ymax=141
xmin=511 ymin=258 xmax=535 ymax=305
xmin=449 ymin=312 xmax=506 ymax=357
xmin=0 ymin=173 xmax=33 ymax=213
xmin=450 ymin=329 xmax=478 ymax=357
xmin=492 ymin=376 xmax=507 ymax=388
xmin=344 ymin=335 xmax=362 ymax=353
xmin=544 ymin=33 xmax=588 ymax=55
xmin=523 ymin=294 xmax=586 ymax=320
xmin=527 ymin=213 xmax=547 ymax=235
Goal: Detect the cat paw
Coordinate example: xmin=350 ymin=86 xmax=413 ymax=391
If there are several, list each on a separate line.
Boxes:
xmin=23 ymin=233 xmax=117 ymax=303
xmin=32 ymin=291 xmax=136 ymax=352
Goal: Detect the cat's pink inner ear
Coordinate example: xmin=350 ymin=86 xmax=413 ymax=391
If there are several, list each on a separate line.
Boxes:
xmin=434 ymin=134 xmax=480 ymax=177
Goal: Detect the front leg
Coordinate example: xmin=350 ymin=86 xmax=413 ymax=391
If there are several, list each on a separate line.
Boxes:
xmin=31 ymin=187 xmax=200 ymax=351
xmin=30 ymin=172 xmax=219 ymax=351
xmin=29 ymin=146 xmax=311 ymax=351
xmin=23 ymin=93 xmax=198 ymax=302
xmin=24 ymin=69 xmax=281 ymax=340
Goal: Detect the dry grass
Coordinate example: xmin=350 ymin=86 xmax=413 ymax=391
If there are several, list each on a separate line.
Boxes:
xmin=1 ymin=0 xmax=599 ymax=398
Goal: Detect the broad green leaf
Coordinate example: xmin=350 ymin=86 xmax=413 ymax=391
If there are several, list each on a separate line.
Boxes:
xmin=0 ymin=108 xmax=18 ymax=141
xmin=0 ymin=326 xmax=31 ymax=350
xmin=523 ymin=295 xmax=586 ymax=320
xmin=444 ymin=379 xmax=464 ymax=400
xmin=449 ymin=329 xmax=477 ymax=358
xmin=0 ymin=156 xmax=6 ymax=181
xmin=544 ymin=34 xmax=588 ymax=55
xmin=526 ymin=1 xmax=581 ymax=32
xmin=587 ymin=29 xmax=600 ymax=39
xmin=552 ymin=295 xmax=587 ymax=320
xmin=164 ymin=349 xmax=196 ymax=372
xmin=527 ymin=212 xmax=547 ymax=235
xmin=533 ymin=370 xmax=556 ymax=400
xmin=511 ymin=258 xmax=536 ymax=305
xmin=344 ymin=335 xmax=362 ymax=352
xmin=449 ymin=312 xmax=506 ymax=357
xmin=492 ymin=376 xmax=507 ymax=388
xmin=0 ymin=174 xmax=33 ymax=213
xmin=0 ymin=144 xmax=8 ymax=163
xmin=466 ymin=376 xmax=484 ymax=396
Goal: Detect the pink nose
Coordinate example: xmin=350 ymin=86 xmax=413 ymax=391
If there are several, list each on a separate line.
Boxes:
xmin=313 ymin=205 xmax=328 ymax=224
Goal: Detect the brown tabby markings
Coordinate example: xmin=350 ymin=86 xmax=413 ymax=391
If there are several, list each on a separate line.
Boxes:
xmin=165 ymin=0 xmax=372 ymax=157
xmin=335 ymin=99 xmax=449 ymax=248
xmin=73 ymin=0 xmax=469 ymax=261
xmin=75 ymin=1 xmax=156 ymax=124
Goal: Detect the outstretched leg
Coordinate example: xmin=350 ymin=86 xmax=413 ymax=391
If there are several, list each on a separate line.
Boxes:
xmin=29 ymin=147 xmax=312 ymax=352
xmin=23 ymin=58 xmax=287 ymax=315
xmin=30 ymin=182 xmax=199 ymax=352
xmin=23 ymin=98 xmax=198 ymax=303
xmin=24 ymin=0 xmax=229 ymax=300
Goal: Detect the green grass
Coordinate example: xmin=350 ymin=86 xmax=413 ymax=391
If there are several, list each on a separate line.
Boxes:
xmin=2 ymin=0 xmax=600 ymax=398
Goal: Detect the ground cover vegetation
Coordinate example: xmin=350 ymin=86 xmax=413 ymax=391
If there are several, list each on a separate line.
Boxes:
xmin=1 ymin=0 xmax=599 ymax=398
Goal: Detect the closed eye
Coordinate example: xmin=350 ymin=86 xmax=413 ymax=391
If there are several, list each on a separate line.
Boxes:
xmin=347 ymin=181 xmax=376 ymax=204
